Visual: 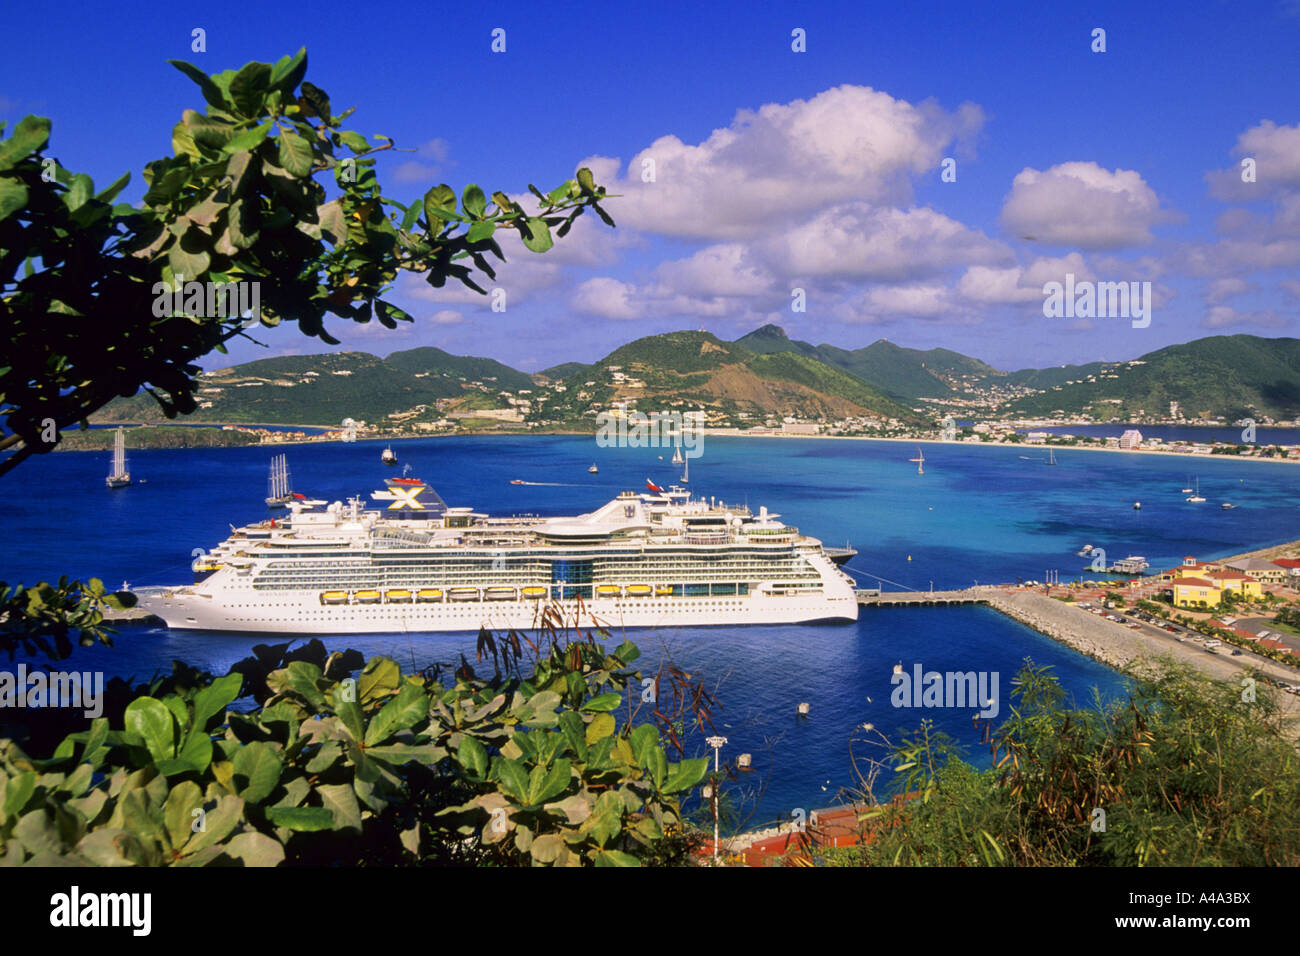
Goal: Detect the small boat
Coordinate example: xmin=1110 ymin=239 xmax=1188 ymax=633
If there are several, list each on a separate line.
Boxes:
xmin=265 ymin=453 xmax=293 ymax=508
xmin=483 ymin=586 xmax=516 ymax=601
xmin=1133 ymin=501 xmax=1141 ymax=510
xmin=106 ymin=427 xmax=131 ymax=489
xmin=672 ymin=444 xmax=684 ymax=466
xmin=385 ymin=589 xmax=413 ymax=602
xmin=416 ymin=588 xmax=443 ymax=602
xmin=655 ymin=586 xmax=674 ymax=596
xmin=595 ymin=584 xmax=622 ymax=597
xmin=510 ymin=479 xmax=525 ymax=485
xmin=588 ymin=463 xmax=598 ymax=474
xmin=909 ymin=446 xmax=925 ymax=476
xmin=354 ymin=590 xmax=382 ymax=604
xmin=1046 ymin=449 xmax=1058 ymax=465
xmin=1186 ymin=476 xmax=1205 ymax=503
xmin=1221 ymin=502 xmax=1237 ymax=510
xmin=1076 ymin=543 xmax=1094 ymax=556
xmin=1181 ymin=476 xmax=1193 ymax=494
xmin=625 ymin=584 xmax=653 ymax=597
xmin=382 ymin=445 xmax=397 ymax=465
xmin=448 ymin=587 xmax=479 ymax=602
xmin=521 ymin=586 xmax=548 ymax=600
xmin=320 ymin=590 xmax=348 ymax=605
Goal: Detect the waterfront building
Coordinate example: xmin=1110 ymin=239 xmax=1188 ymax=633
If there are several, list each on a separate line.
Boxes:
xmin=1118 ymin=429 xmax=1143 ymax=449
xmin=1172 ymin=577 xmax=1221 ymax=607
xmin=1224 ymin=558 xmax=1288 ymax=586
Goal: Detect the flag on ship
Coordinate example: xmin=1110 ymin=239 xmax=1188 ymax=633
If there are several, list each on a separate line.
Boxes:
xmin=646 ymin=479 xmax=664 ymax=494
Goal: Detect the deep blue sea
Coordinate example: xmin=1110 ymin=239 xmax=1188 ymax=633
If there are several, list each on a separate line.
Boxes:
xmin=4 ymin=434 xmax=1299 ymax=829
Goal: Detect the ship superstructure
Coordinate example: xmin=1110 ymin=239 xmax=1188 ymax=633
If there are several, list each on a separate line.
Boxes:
xmin=136 ymin=477 xmax=859 ymax=633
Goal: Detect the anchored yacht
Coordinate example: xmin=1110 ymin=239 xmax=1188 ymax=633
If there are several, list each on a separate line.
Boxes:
xmin=136 ymin=476 xmax=858 ymax=633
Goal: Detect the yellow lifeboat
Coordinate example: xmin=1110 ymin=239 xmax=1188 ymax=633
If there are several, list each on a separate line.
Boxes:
xmin=416 ymin=588 xmax=443 ymax=602
xmin=655 ymin=586 xmax=673 ymax=596
xmin=354 ymin=590 xmax=381 ymax=604
xmin=320 ymin=590 xmax=348 ymax=605
xmin=521 ymin=586 xmax=548 ymax=600
xmin=386 ymin=589 xmax=412 ymax=602
xmin=626 ymin=584 xmax=652 ymax=597
xmin=595 ymin=584 xmax=622 ymax=597
xmin=448 ymin=587 xmax=479 ymax=602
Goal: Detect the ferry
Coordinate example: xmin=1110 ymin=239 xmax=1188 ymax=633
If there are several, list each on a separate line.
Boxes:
xmin=135 ymin=475 xmax=859 ymax=633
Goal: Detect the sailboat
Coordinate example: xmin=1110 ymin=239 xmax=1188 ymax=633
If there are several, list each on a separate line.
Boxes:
xmin=1180 ymin=475 xmax=1193 ymax=493
xmin=671 ymin=443 xmax=684 ymax=466
xmin=382 ymin=445 xmax=397 ymax=465
xmin=909 ymin=446 xmax=925 ymax=475
xmin=1186 ymin=476 xmax=1205 ymax=503
xmin=1046 ymin=449 xmax=1058 ymax=466
xmin=105 ymin=427 xmax=130 ymax=489
xmin=680 ymin=453 xmax=689 ymax=484
xmin=588 ymin=463 xmax=598 ymax=474
xmin=265 ymin=454 xmax=294 ymax=508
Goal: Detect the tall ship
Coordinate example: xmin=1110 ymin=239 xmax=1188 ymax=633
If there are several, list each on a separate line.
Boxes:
xmin=265 ymin=453 xmax=293 ymax=508
xmin=106 ymin=427 xmax=130 ymax=489
xmin=136 ymin=477 xmax=859 ymax=633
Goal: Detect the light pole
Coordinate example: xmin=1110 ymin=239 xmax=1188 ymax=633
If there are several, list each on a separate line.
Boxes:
xmin=705 ymin=735 xmax=727 ymax=863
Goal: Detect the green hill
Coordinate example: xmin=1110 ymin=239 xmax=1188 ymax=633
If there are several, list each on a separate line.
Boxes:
xmin=384 ymin=346 xmax=534 ymax=390
xmin=1004 ymin=335 xmax=1300 ymax=420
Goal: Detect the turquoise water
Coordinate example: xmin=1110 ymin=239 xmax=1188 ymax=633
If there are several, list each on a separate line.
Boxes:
xmin=4 ymin=435 xmax=1297 ymax=827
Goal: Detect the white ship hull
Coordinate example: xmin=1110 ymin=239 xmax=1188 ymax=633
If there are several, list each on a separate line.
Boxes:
xmin=136 ymin=586 xmax=858 ymax=634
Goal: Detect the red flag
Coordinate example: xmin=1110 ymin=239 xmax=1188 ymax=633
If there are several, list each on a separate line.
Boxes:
xmin=292 ymin=492 xmax=306 ymax=499
xmin=646 ymin=479 xmax=664 ymax=494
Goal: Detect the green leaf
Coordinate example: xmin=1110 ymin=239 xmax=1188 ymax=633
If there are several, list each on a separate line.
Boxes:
xmin=0 ymin=115 xmax=52 ymax=171
xmin=194 ymin=672 xmax=243 ymax=731
xmin=163 ymin=781 xmax=203 ymax=851
xmin=168 ymin=237 xmax=210 ymax=280
xmin=0 ymin=177 xmax=27 ymax=220
xmin=224 ymin=830 xmax=285 ymax=866
xmin=179 ymin=795 xmax=244 ymax=855
xmin=2 ymin=771 xmax=36 ymax=820
xmin=230 ymin=741 xmax=283 ymax=804
xmin=124 ymin=697 xmax=176 ymax=763
xmin=278 ymin=132 xmax=314 ymax=178
xmin=177 ymin=728 xmax=214 ymax=773
xmin=527 ymin=758 xmax=572 ymax=806
xmin=358 ymin=657 xmax=401 ymax=704
xmin=269 ymin=48 xmax=308 ymax=93
xmin=466 ymin=220 xmax=496 ymax=243
xmin=661 ymin=757 xmax=708 ymax=794
xmin=647 ymin=745 xmax=668 ymax=790
xmin=519 ymin=217 xmax=554 ymax=253
xmin=317 ymin=783 xmax=362 ymax=833
xmin=364 ymin=681 xmax=429 ymax=746
xmin=586 ymin=712 xmax=615 ymax=745
xmin=228 ymin=61 xmax=272 ymax=116
xmin=593 ymin=848 xmax=640 ymax=866
xmin=576 ymin=167 xmax=596 ymax=193
xmin=423 ymin=183 xmax=461 ymax=224
xmin=298 ymin=81 xmax=332 ymax=121
xmin=266 ymin=806 xmax=335 ymax=831
xmin=222 ymin=121 xmax=273 ymax=156
xmin=462 ymin=184 xmax=487 ymax=218
xmin=457 ymin=735 xmax=489 ymax=778
xmin=582 ymin=692 xmax=621 ymax=713
xmin=530 ymin=833 xmax=564 ymax=863
xmin=494 ymin=757 xmax=530 ymax=803
xmin=168 ymin=60 xmax=228 ymax=110
xmin=338 ymin=130 xmax=369 ymax=153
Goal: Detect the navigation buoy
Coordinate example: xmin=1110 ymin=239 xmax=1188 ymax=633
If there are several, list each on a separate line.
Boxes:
xmin=907 ymin=555 xmax=912 ymax=561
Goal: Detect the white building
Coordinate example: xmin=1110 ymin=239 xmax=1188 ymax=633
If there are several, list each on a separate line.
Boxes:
xmin=1119 ymin=429 xmax=1143 ymax=449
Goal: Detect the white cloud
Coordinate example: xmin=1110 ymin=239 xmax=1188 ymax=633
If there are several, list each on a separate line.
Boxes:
xmin=572 ymin=277 xmax=642 ymax=320
xmin=579 ymin=85 xmax=984 ymax=241
xmin=956 ymin=266 xmax=1042 ymax=305
xmin=1207 ymin=120 xmax=1300 ymax=201
xmin=1202 ymin=306 xmax=1287 ymax=329
xmin=1205 ymin=277 xmax=1250 ymax=304
xmin=1000 ymin=162 xmax=1172 ymax=249
xmin=429 ymin=309 xmax=463 ymax=325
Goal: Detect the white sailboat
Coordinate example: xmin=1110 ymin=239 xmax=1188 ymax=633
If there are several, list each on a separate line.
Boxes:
xmin=1046 ymin=448 xmax=1058 ymax=466
xmin=105 ymin=427 xmax=130 ymax=489
xmin=1186 ymin=476 xmax=1205 ymax=503
xmin=681 ymin=453 xmax=689 ymax=484
xmin=909 ymin=446 xmax=925 ymax=475
xmin=671 ymin=443 xmax=684 ymax=466
xmin=266 ymin=454 xmax=293 ymax=508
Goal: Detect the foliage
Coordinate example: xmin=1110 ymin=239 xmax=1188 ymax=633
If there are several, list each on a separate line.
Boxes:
xmin=0 ymin=627 xmax=711 ymax=866
xmin=825 ymin=661 xmax=1300 ymax=866
xmin=0 ymin=47 xmax=614 ymax=477
xmin=0 ymin=577 xmax=136 ymax=661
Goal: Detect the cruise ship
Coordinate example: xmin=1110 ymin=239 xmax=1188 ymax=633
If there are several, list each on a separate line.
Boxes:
xmin=135 ymin=477 xmax=859 ymax=633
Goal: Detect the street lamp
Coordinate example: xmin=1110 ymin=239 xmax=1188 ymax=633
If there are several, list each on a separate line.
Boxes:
xmin=705 ymin=735 xmax=727 ymax=863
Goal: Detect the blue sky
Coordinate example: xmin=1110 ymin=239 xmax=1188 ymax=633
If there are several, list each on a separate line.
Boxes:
xmin=3 ymin=0 xmax=1299 ymax=373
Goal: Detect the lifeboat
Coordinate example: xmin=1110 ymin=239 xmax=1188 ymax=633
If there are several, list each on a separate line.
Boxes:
xmin=595 ymin=584 xmax=622 ymax=597
xmin=626 ymin=584 xmax=652 ymax=597
xmin=521 ymin=586 xmax=548 ymax=600
xmin=655 ymin=586 xmax=673 ymax=596
xmin=484 ymin=586 xmax=516 ymax=601
xmin=448 ymin=587 xmax=479 ymax=602
xmin=354 ymin=590 xmax=381 ymax=604
xmin=320 ymin=591 xmax=348 ymax=605
xmin=416 ymin=588 xmax=443 ymax=602
xmin=386 ymin=589 xmax=412 ymax=602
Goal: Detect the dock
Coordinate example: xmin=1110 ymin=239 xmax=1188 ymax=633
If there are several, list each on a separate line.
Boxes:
xmin=856 ymin=588 xmax=989 ymax=607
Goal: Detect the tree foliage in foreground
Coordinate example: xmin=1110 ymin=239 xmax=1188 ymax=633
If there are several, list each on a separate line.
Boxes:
xmin=824 ymin=661 xmax=1300 ymax=866
xmin=0 ymin=47 xmax=615 ymax=477
xmin=0 ymin=627 xmax=710 ymax=867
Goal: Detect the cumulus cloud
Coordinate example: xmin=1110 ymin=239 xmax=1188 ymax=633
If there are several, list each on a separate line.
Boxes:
xmin=1000 ymin=162 xmax=1173 ymax=249
xmin=1205 ymin=277 xmax=1250 ymax=303
xmin=1202 ymin=306 xmax=1287 ymax=329
xmin=1206 ymin=120 xmax=1300 ymax=201
xmin=579 ymin=85 xmax=984 ymax=241
xmin=428 ymin=309 xmax=463 ymax=325
xmin=572 ymin=277 xmax=642 ymax=320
